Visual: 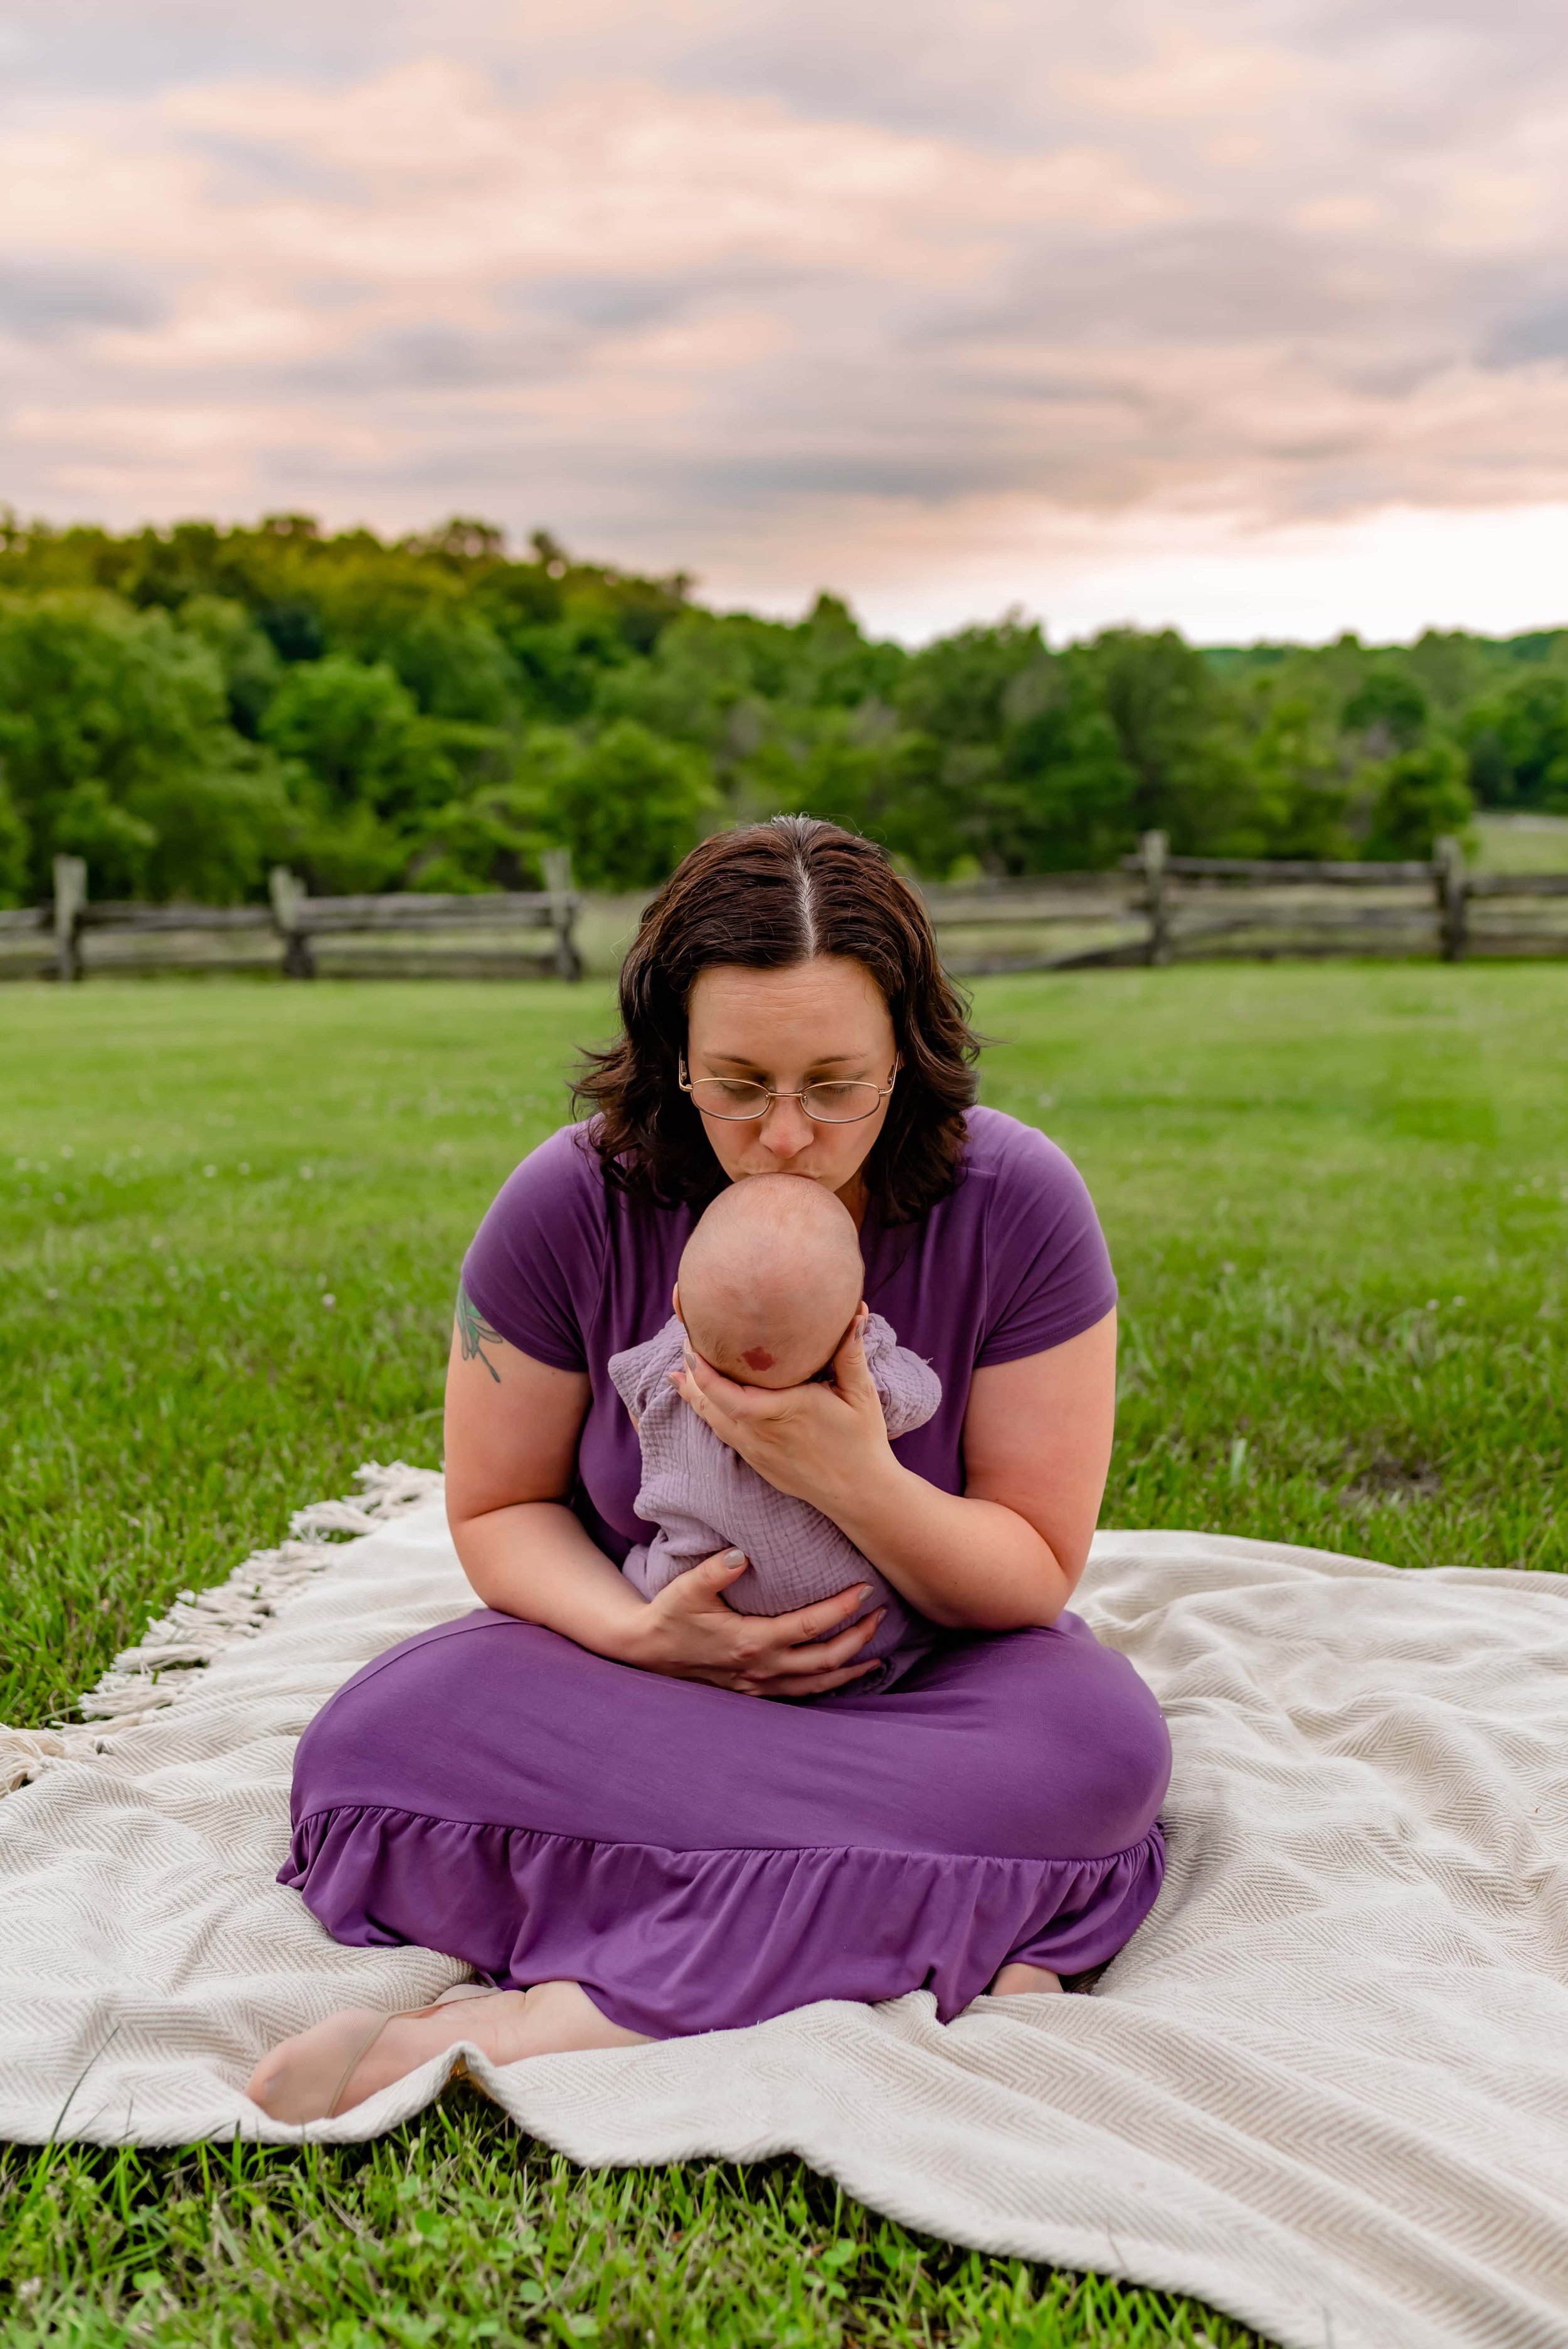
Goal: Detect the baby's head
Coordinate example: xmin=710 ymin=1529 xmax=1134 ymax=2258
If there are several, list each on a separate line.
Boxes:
xmin=675 ymin=1175 xmax=862 ymax=1389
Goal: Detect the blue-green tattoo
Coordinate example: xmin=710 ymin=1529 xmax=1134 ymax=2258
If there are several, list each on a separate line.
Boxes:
xmin=455 ymin=1282 xmax=504 ymax=1382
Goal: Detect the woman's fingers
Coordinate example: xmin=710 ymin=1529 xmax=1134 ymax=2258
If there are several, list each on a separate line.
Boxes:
xmin=770 ymin=1583 xmax=879 ymax=1646
xmin=829 ymin=1303 xmax=873 ymax=1389
xmin=675 ymin=1343 xmax=752 ymax=1416
xmin=769 ymin=1607 xmax=885 ymax=1676
xmin=765 ymin=1663 xmax=881 ymax=1698
xmin=693 ymin=1545 xmax=749 ymax=1591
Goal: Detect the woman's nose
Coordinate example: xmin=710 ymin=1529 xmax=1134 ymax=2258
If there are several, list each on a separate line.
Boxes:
xmin=757 ymin=1096 xmax=814 ymax=1159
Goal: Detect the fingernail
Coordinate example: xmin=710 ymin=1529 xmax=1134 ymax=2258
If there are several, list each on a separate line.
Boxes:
xmin=720 ymin=1549 xmax=746 ymax=1567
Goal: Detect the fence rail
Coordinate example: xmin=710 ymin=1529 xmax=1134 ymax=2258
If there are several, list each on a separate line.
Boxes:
xmin=3 ymin=836 xmax=1567 ymax=984
xmin=0 ymin=855 xmax=583 ymax=982
xmin=919 ymin=833 xmax=1568 ymax=973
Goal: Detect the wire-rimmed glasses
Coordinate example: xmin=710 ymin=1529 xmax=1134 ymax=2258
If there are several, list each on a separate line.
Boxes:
xmin=679 ymin=1058 xmax=898 ymax=1123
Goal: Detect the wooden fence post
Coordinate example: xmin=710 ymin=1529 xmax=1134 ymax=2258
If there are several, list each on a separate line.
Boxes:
xmin=1138 ymin=830 xmax=1170 ymax=966
xmin=541 ymin=847 xmax=583 ymax=980
xmin=52 ymin=854 xmax=86 ymax=984
xmin=268 ymin=866 xmax=315 ymax=978
xmin=1433 ymin=836 xmax=1468 ymax=963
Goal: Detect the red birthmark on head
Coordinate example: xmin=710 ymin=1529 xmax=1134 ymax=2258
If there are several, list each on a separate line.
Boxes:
xmin=741 ymin=1346 xmax=775 ymax=1371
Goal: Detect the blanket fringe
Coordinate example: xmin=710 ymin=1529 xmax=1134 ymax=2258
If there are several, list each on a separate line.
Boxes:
xmin=0 ymin=1461 xmax=444 ymax=1798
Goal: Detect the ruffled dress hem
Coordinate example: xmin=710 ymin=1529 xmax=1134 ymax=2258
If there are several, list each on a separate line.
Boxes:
xmin=280 ymin=1801 xmax=1165 ymax=2038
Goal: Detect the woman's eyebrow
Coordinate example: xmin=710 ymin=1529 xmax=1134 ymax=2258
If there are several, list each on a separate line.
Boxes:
xmin=704 ymin=1051 xmax=865 ymax=1069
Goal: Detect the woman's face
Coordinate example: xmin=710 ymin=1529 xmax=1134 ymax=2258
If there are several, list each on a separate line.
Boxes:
xmin=684 ymin=955 xmax=899 ymax=1211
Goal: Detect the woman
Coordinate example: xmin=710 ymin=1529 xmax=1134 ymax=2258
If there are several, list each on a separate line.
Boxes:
xmin=250 ymin=817 xmax=1170 ymax=2122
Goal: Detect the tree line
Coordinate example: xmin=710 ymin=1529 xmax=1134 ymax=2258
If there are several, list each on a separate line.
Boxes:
xmin=0 ymin=509 xmax=1563 ymax=908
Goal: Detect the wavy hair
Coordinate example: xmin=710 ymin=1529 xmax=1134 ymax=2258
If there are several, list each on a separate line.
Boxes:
xmin=573 ymin=817 xmax=979 ymax=1224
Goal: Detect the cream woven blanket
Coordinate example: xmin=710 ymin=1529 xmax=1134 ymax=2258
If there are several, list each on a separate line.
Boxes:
xmin=2 ymin=1470 xmax=1565 ymax=2349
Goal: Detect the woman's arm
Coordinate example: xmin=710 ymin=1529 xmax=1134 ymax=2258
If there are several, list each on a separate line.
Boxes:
xmin=443 ymin=1300 xmax=885 ymax=1695
xmin=670 ymin=1307 xmax=1117 ymax=1631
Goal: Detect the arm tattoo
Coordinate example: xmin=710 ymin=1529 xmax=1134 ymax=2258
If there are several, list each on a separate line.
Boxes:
xmin=455 ymin=1282 xmax=504 ymax=1383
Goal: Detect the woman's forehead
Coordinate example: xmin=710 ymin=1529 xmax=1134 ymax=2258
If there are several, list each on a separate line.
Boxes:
xmin=686 ymin=956 xmax=889 ymax=1032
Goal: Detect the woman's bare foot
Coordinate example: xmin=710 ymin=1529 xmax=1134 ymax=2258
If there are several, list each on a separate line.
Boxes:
xmin=247 ymin=1980 xmax=649 ymax=2123
xmin=988 ymin=1961 xmax=1063 ymax=1997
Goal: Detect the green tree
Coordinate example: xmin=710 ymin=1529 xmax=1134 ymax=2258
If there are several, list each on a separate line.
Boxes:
xmin=51 ymin=780 xmax=157 ymax=898
xmin=0 ymin=590 xmax=270 ymax=900
xmin=1363 ymin=742 xmax=1473 ymax=859
xmin=1460 ymin=671 xmax=1568 ymax=809
xmin=1083 ymin=629 xmax=1254 ymax=851
xmin=1237 ymin=687 xmax=1353 ymax=858
xmin=0 ymin=772 xmax=33 ymax=906
xmin=132 ymin=758 xmax=297 ymax=903
xmin=177 ymin=595 xmax=282 ymax=736
xmin=1002 ymin=655 xmax=1137 ymax=871
xmin=534 ymin=720 xmax=718 ymax=889
xmin=259 ymin=654 xmax=494 ymax=825
xmin=1342 ymin=667 xmax=1429 ymax=755
xmin=405 ymin=783 xmax=550 ymax=894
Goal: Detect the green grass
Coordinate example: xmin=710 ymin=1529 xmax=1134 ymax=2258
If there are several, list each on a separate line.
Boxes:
xmin=3 ymin=964 xmax=1565 ymax=2346
xmin=1471 ymin=810 xmax=1568 ymax=871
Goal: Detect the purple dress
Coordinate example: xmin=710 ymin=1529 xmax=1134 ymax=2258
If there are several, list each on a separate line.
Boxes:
xmin=281 ymin=1108 xmax=1171 ymax=2036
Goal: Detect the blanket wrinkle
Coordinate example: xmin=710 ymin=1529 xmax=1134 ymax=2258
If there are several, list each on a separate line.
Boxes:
xmin=1 ymin=1482 xmax=1566 ymax=2349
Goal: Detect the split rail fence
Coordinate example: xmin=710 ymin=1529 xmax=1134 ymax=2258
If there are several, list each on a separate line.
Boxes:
xmin=0 ymin=852 xmax=583 ymax=983
xmin=919 ymin=834 xmax=1568 ymax=975
xmin=3 ymin=834 xmax=1566 ymax=985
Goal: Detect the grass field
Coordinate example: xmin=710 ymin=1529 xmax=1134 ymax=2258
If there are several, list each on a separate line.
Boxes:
xmin=1471 ymin=810 xmax=1568 ymax=871
xmin=3 ymin=964 xmax=1565 ymax=2347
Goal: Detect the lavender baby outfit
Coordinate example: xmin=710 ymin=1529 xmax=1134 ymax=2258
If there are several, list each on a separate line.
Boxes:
xmin=611 ymin=1312 xmax=943 ymax=1690
xmin=282 ymin=1108 xmax=1172 ymax=2039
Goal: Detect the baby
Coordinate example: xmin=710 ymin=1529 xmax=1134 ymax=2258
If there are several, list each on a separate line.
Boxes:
xmin=608 ymin=1175 xmax=943 ymax=1692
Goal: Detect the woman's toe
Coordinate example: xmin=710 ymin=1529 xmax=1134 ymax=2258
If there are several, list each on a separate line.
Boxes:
xmin=246 ymin=2008 xmax=388 ymax=2124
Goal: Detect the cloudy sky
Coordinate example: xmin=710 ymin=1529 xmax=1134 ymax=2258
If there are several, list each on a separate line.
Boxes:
xmin=6 ymin=0 xmax=1568 ymax=641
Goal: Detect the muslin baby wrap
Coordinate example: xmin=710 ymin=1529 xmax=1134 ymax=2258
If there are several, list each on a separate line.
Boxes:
xmin=608 ymin=1312 xmax=943 ymax=1690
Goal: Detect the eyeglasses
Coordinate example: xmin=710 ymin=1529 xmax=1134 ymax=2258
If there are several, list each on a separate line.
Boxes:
xmin=679 ymin=1058 xmax=898 ymax=1124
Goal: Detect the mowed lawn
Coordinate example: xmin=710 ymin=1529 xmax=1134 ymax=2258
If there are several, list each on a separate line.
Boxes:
xmin=1 ymin=964 xmax=1564 ymax=2348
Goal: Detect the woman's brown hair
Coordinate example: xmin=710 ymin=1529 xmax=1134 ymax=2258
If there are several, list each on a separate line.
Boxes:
xmin=574 ymin=816 xmax=979 ymax=1224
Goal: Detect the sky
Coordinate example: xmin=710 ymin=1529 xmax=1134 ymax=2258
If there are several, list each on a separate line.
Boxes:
xmin=6 ymin=0 xmax=1568 ymax=643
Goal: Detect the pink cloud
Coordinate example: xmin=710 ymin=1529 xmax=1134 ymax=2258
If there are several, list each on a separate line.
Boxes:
xmin=5 ymin=2 xmax=1568 ymax=637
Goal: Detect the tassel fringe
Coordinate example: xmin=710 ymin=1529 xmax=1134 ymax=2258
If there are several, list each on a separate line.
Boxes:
xmin=0 ymin=1462 xmax=443 ymax=1797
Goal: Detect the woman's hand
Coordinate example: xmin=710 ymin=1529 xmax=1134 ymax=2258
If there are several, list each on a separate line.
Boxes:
xmin=668 ymin=1308 xmax=891 ymax=1517
xmin=671 ymin=1306 xmax=1121 ymax=1634
xmin=625 ymin=1546 xmax=885 ymax=1698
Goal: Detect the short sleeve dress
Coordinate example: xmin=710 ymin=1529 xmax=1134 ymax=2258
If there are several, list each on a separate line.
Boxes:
xmin=281 ymin=1108 xmax=1171 ymax=2035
